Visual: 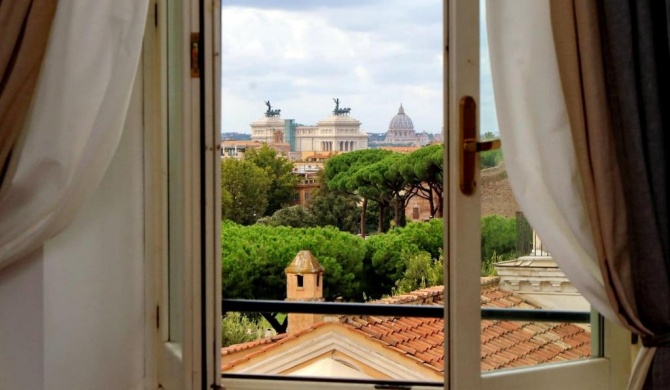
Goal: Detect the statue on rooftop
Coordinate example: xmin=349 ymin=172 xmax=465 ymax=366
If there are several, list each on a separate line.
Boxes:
xmin=332 ymin=98 xmax=351 ymax=116
xmin=264 ymin=100 xmax=281 ymax=117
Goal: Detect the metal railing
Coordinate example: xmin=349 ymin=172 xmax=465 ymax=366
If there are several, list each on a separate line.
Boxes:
xmin=222 ymin=299 xmax=591 ymax=323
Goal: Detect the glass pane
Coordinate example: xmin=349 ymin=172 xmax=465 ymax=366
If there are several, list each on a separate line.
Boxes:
xmin=167 ymin=0 xmax=184 ymax=343
xmin=478 ymin=0 xmax=592 ymax=372
xmin=220 ymin=0 xmax=444 ymax=382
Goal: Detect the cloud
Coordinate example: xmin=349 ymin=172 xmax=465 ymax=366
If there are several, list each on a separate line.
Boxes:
xmin=220 ymin=0 xmax=497 ymax=136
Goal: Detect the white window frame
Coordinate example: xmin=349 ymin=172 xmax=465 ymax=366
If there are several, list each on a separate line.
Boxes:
xmin=143 ymin=0 xmax=220 ymax=388
xmin=143 ymin=0 xmax=632 ymax=389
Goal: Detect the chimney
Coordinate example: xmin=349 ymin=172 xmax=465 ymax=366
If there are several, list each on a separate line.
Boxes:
xmin=285 ymin=250 xmax=324 ymax=333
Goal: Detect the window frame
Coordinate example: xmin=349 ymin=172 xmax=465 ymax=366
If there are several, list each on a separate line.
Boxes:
xmin=143 ymin=0 xmax=220 ymax=388
xmin=147 ymin=0 xmax=633 ymax=388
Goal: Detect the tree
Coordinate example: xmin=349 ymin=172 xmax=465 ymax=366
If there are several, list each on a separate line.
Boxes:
xmin=307 ymin=170 xmax=361 ymax=233
xmin=481 ymin=215 xmax=517 ymax=265
xmin=400 ymin=143 xmax=444 ymax=218
xmin=255 ymin=170 xmax=361 ymax=233
xmin=221 ymin=187 xmax=233 ymax=221
xmin=221 ymin=159 xmax=271 ymax=224
xmin=245 ymin=145 xmax=298 ymax=216
xmin=356 ymin=152 xmax=413 ymax=228
xmin=325 ymin=149 xmax=393 ymax=236
xmin=222 ymin=222 xmax=367 ymax=301
xmin=256 ymin=205 xmax=316 ymax=228
xmin=394 ymin=250 xmax=444 ymax=294
xmin=363 ymin=219 xmax=444 ymax=297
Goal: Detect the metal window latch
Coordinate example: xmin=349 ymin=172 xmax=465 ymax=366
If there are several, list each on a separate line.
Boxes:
xmin=459 ymin=96 xmax=501 ymax=196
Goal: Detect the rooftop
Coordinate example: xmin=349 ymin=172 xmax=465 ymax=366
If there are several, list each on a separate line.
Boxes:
xmin=221 ymin=279 xmax=591 ymax=374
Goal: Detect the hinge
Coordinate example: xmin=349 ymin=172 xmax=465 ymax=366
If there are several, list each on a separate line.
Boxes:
xmin=191 ymin=33 xmax=200 ymax=78
xmin=154 ymin=2 xmax=158 ymax=27
xmin=156 ymin=305 xmax=160 ymax=329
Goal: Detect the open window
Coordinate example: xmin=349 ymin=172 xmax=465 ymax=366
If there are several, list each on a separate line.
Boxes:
xmin=147 ymin=0 xmax=631 ymax=389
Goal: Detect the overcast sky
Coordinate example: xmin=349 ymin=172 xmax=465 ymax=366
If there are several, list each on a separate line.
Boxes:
xmin=221 ymin=0 xmax=498 ymax=135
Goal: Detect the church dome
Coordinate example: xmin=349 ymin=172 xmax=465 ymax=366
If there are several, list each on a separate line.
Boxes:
xmin=388 ymin=104 xmax=414 ymax=130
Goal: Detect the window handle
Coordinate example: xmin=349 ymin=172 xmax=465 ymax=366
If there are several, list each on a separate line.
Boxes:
xmin=459 ymin=96 xmax=501 ymax=196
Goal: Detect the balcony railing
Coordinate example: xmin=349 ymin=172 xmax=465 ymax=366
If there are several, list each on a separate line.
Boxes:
xmin=222 ymin=299 xmax=591 ymax=323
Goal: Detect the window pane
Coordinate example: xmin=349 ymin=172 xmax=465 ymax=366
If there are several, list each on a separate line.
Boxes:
xmin=221 ymin=0 xmax=444 ymax=383
xmin=478 ymin=0 xmax=592 ymax=372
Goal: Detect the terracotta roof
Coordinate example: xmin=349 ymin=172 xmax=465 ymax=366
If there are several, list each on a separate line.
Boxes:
xmin=222 ymin=282 xmax=590 ymax=373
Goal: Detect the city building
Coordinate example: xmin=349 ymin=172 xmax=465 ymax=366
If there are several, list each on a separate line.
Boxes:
xmin=290 ymin=168 xmax=320 ymax=206
xmin=384 ymin=104 xmax=430 ymax=146
xmin=251 ymin=101 xmax=369 ymax=153
xmin=220 ymin=140 xmax=263 ymax=159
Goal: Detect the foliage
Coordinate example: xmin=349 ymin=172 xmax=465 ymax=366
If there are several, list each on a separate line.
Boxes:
xmin=256 ymin=205 xmax=316 ymax=228
xmin=481 ymin=251 xmax=507 ymax=277
xmin=221 ymin=159 xmax=271 ymax=224
xmin=355 ymin=152 xmax=413 ymax=228
xmin=394 ymin=250 xmax=444 ymax=294
xmin=221 ymin=188 xmax=233 ymax=221
xmin=480 ymin=131 xmax=504 ymax=169
xmin=400 ymin=143 xmax=444 ymax=218
xmin=223 ymin=213 xmax=520 ymax=301
xmin=481 ymin=215 xmax=517 ymax=265
xmin=245 ymin=145 xmax=298 ymax=216
xmin=255 ymin=170 xmax=361 ymax=233
xmin=222 ymin=221 xmax=367 ymax=301
xmin=363 ymin=219 xmax=444 ymax=297
xmin=325 ymin=149 xmax=393 ymax=235
xmin=307 ymin=172 xmax=361 ymax=233
xmin=221 ymin=312 xmax=269 ymax=347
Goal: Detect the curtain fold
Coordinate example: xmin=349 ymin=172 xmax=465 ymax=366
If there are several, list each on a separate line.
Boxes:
xmin=598 ymin=1 xmax=670 ymax=388
xmin=490 ymin=0 xmax=670 ymax=388
xmin=0 ymin=0 xmax=58 ymax=190
xmin=549 ymin=0 xmax=646 ymax=333
xmin=0 ymin=0 xmax=149 ymax=270
xmin=486 ymin=0 xmax=617 ymax=321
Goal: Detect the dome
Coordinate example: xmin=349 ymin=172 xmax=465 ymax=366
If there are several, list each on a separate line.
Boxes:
xmin=388 ymin=104 xmax=414 ymax=130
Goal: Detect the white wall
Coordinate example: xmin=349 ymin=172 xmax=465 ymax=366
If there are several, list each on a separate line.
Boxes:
xmin=0 ymin=71 xmax=146 ymax=390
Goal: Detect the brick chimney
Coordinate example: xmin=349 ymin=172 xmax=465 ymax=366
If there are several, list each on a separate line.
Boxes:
xmin=285 ymin=250 xmax=324 ymax=333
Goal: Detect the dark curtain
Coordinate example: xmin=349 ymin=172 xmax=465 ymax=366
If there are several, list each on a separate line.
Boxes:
xmin=599 ymin=0 xmax=670 ymax=388
xmin=0 ymin=0 xmax=58 ymax=190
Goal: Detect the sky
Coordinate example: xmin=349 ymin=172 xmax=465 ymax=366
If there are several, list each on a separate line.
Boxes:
xmin=221 ymin=0 xmax=498 ymax=135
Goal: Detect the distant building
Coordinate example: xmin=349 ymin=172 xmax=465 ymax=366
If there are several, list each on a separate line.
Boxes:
xmin=220 ymin=140 xmax=263 ymax=159
xmin=250 ymin=101 xmax=369 ymax=153
xmin=291 ymin=167 xmax=320 ymax=206
xmin=384 ymin=104 xmax=431 ymax=146
xmin=220 ymin=139 xmax=289 ymax=159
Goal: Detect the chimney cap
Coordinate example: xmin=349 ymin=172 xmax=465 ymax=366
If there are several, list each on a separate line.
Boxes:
xmin=285 ymin=250 xmax=325 ymax=274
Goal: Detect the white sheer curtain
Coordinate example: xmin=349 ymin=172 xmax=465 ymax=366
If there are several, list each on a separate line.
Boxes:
xmin=0 ymin=0 xmax=149 ymax=269
xmin=486 ymin=0 xmax=617 ymax=322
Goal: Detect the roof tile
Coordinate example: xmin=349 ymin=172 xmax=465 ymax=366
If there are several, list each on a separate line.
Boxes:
xmin=222 ymin=283 xmax=591 ymax=373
